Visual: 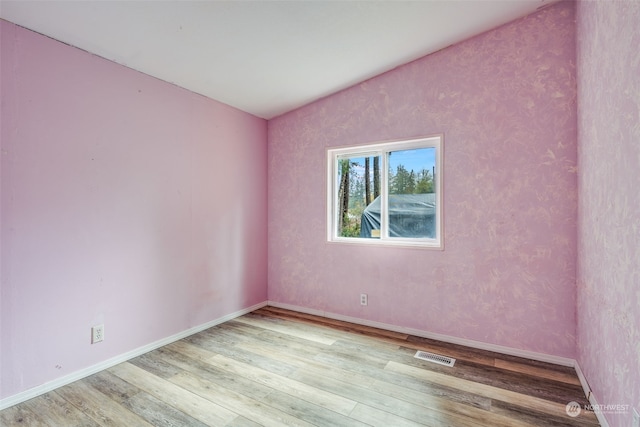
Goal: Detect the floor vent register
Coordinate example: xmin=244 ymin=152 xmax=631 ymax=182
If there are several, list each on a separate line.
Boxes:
xmin=414 ymin=350 xmax=456 ymax=367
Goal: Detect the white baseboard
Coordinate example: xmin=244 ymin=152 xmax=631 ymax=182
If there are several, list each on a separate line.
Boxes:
xmin=574 ymin=361 xmax=610 ymax=427
xmin=267 ymin=301 xmax=575 ymax=367
xmin=574 ymin=360 xmax=593 ymax=403
xmin=0 ymin=301 xmax=268 ymax=411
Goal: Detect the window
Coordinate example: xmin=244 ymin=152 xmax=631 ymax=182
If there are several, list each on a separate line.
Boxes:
xmin=327 ymin=135 xmax=442 ymax=249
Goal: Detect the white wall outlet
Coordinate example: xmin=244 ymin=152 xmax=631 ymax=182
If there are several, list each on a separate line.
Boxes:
xmin=91 ymin=324 xmax=104 ymax=344
xmin=360 ymin=293 xmax=368 ymax=306
xmin=632 ymin=408 xmax=639 ymax=427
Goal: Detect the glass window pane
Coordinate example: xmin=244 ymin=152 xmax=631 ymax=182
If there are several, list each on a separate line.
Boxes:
xmin=336 ymin=155 xmax=381 ymax=238
xmin=327 ymin=135 xmax=442 ymax=248
xmin=386 ymin=148 xmax=436 ymax=238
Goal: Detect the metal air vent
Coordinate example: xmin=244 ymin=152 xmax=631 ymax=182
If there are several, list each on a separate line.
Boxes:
xmin=414 ymin=350 xmax=455 ymax=367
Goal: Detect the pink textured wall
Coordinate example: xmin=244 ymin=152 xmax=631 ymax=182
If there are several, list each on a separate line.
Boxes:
xmin=268 ymin=2 xmax=577 ymax=358
xmin=1 ymin=20 xmax=267 ymax=399
xmin=576 ymin=2 xmax=640 ymax=426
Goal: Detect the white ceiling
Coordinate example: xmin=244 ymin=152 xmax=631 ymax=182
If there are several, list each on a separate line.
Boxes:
xmin=0 ymin=0 xmax=557 ymax=119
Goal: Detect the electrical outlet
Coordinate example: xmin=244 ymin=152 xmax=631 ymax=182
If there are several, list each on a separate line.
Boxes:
xmin=632 ymin=408 xmax=639 ymax=427
xmin=360 ymin=293 xmax=368 ymax=306
xmin=91 ymin=324 xmax=104 ymax=344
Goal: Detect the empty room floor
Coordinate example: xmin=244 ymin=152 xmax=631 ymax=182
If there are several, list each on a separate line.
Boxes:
xmin=0 ymin=307 xmax=598 ymax=426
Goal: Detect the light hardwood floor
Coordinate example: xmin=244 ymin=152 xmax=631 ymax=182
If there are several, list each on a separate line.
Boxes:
xmin=1 ymin=307 xmax=599 ymax=426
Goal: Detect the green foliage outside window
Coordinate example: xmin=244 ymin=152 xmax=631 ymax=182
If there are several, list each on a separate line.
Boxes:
xmin=337 ymin=155 xmax=434 ymax=237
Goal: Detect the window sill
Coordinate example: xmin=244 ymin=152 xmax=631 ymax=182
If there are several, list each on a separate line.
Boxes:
xmin=328 ymin=237 xmax=444 ymax=250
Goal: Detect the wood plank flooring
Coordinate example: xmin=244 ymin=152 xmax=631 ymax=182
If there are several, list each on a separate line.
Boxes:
xmin=0 ymin=307 xmax=599 ymax=426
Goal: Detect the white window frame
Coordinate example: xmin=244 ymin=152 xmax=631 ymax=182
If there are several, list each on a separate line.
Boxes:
xmin=326 ymin=135 xmax=443 ymax=249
